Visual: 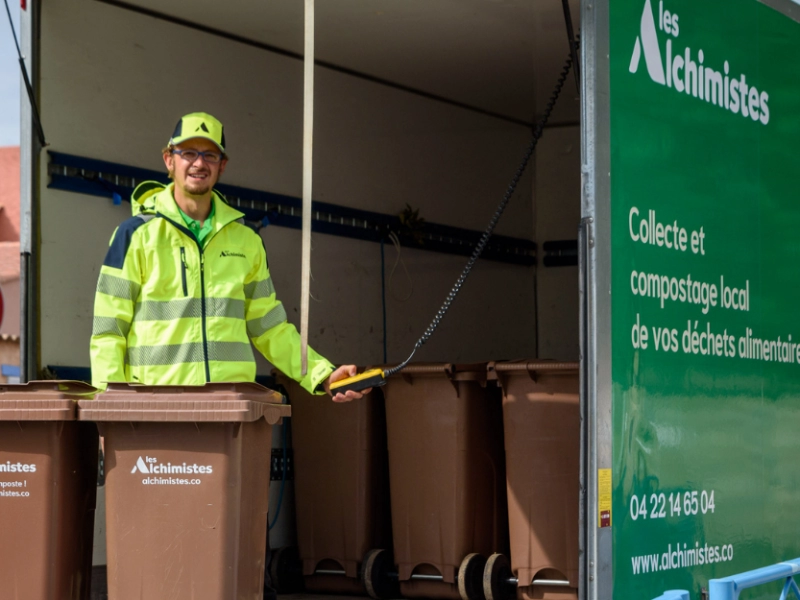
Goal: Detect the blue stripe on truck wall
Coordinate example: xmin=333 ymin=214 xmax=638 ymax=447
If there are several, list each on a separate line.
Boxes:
xmin=47 ymin=150 xmax=537 ymax=266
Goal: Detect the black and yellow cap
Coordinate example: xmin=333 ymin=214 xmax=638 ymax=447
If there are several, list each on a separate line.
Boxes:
xmin=169 ymin=112 xmax=226 ymax=153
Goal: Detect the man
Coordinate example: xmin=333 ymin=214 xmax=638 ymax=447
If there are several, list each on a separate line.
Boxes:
xmin=90 ymin=112 xmax=365 ymax=401
xmin=90 ymin=112 xmax=367 ymax=599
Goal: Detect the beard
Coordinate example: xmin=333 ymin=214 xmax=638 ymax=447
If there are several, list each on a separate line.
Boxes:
xmin=184 ymin=179 xmax=212 ymax=195
xmin=181 ymin=170 xmax=215 ymax=196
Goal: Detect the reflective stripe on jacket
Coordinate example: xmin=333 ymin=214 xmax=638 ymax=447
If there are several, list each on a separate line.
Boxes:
xmin=90 ymin=181 xmax=334 ymax=393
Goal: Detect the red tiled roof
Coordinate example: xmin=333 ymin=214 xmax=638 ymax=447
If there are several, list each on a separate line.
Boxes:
xmin=0 ymin=241 xmax=20 ymax=283
xmin=0 ymin=147 xmax=20 ymax=242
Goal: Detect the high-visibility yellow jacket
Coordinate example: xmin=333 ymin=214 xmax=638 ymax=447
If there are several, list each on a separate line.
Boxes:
xmin=90 ymin=181 xmax=334 ymax=393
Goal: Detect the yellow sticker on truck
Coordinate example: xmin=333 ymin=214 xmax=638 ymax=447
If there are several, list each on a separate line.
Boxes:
xmin=599 ymin=468 xmax=612 ymax=528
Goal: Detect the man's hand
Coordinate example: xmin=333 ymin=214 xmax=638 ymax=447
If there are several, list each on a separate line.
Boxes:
xmin=324 ymin=365 xmax=372 ymax=403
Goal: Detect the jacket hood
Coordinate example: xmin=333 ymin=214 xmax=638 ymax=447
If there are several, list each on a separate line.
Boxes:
xmin=130 ymin=180 xmax=164 ymax=216
xmin=129 ymin=181 xmax=245 ymax=229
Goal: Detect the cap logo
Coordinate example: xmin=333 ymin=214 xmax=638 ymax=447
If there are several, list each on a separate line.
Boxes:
xmin=197 ymin=122 xmax=210 ymax=133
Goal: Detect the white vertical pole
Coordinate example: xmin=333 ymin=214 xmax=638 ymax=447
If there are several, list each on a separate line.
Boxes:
xmin=300 ymin=0 xmax=314 ymax=376
xmin=19 ymin=0 xmax=39 ymax=382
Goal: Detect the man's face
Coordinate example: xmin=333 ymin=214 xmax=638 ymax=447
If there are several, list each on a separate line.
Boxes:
xmin=163 ymin=138 xmax=228 ymax=197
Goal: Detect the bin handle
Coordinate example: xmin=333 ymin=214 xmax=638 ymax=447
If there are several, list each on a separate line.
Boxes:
xmin=399 ymin=364 xmax=460 ymax=395
xmin=101 ymin=381 xmax=282 ymax=401
xmin=396 ymin=364 xmax=488 ymax=397
xmin=254 ymin=402 xmax=291 ymax=425
xmin=0 ymin=379 xmax=98 ymax=398
xmin=53 ymin=380 xmax=99 ymax=397
xmin=491 ymin=360 xmax=579 ymax=372
xmin=488 ymin=361 xmax=579 ymax=394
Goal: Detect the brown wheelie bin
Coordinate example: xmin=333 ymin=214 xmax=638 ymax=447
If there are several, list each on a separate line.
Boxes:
xmin=379 ymin=363 xmax=508 ymax=600
xmin=78 ymin=382 xmax=290 ymax=600
xmin=483 ymin=361 xmax=579 ymax=600
xmin=276 ymin=373 xmax=392 ymax=595
xmin=0 ymin=381 xmax=99 ymax=600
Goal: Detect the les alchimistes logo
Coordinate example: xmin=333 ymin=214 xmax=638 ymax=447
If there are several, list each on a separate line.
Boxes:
xmin=131 ymin=456 xmax=213 ymax=475
xmin=629 ymin=0 xmax=770 ymax=125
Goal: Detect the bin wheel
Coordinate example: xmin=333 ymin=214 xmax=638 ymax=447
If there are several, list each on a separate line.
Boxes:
xmin=483 ymin=553 xmax=514 ymax=600
xmin=361 ymin=548 xmax=400 ymax=600
xmin=458 ymin=553 xmax=488 ymax=600
xmin=269 ymin=546 xmax=303 ymax=594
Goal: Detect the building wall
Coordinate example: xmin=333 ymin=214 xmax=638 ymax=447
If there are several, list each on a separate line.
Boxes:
xmin=0 ymin=147 xmax=20 ymax=242
xmin=0 ymin=278 xmax=20 ymax=338
xmin=0 ymin=149 xmax=21 ymax=367
xmin=38 ymin=0 xmax=540 ymax=372
xmin=0 ymin=338 xmax=20 ymax=382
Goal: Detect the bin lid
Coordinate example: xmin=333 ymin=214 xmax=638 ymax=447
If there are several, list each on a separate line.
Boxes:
xmin=0 ymin=380 xmax=98 ymax=422
xmin=77 ymin=381 xmax=291 ymax=424
xmin=487 ymin=361 xmax=579 ymax=393
xmin=488 ymin=360 xmax=579 ymax=376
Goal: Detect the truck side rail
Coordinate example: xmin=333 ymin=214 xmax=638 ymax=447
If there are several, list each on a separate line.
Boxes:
xmin=707 ymin=557 xmax=800 ymax=600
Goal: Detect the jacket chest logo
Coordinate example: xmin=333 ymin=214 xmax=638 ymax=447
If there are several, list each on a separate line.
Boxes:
xmin=220 ymin=251 xmax=246 ymax=258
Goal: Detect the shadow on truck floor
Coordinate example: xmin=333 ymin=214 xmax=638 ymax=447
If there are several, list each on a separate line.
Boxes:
xmin=90 ymin=566 xmax=367 ymax=600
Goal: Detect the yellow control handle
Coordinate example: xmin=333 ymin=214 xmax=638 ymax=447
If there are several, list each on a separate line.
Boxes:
xmin=329 ymin=368 xmax=386 ymax=394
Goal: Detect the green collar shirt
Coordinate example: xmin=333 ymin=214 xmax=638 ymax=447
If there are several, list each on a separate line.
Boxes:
xmin=177 ymin=200 xmax=216 ymax=248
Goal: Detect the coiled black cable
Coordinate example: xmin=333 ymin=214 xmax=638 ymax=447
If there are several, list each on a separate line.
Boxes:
xmin=384 ymin=46 xmax=578 ymax=377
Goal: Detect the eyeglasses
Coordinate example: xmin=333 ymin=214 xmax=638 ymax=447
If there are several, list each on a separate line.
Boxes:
xmin=171 ymin=148 xmax=224 ymax=164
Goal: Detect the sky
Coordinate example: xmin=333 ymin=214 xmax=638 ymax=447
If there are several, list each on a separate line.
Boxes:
xmin=0 ymin=2 xmax=20 ymax=147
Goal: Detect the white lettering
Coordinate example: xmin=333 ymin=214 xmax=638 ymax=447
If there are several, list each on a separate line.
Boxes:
xmin=630 ymin=0 xmax=770 ymax=125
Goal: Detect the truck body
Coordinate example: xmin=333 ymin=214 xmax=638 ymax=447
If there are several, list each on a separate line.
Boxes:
xmin=17 ymin=0 xmax=800 ymax=598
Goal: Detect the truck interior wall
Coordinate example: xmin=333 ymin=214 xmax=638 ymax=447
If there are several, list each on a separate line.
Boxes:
xmin=37 ymin=0 xmax=544 ymax=373
xmin=534 ymin=125 xmax=581 ymax=361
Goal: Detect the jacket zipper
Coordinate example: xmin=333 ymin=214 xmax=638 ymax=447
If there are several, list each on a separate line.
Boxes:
xmin=199 ymin=251 xmax=211 ymax=383
xmin=179 ymin=247 xmax=188 ymax=297
xmin=158 ymin=213 xmax=213 ymax=383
